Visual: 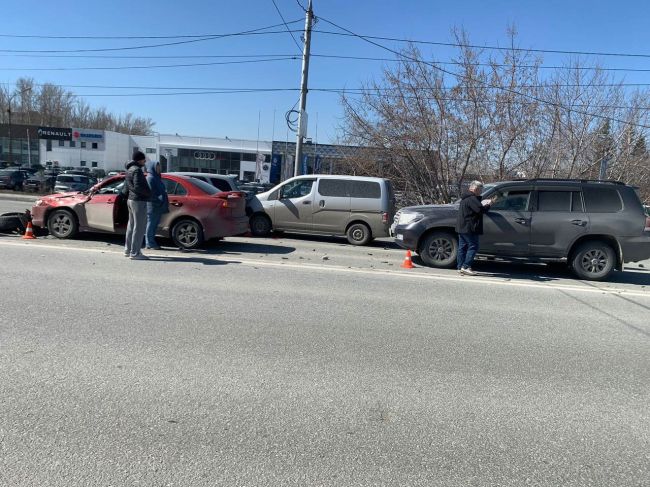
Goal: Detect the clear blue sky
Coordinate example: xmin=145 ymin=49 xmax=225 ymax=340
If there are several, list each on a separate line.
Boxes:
xmin=2 ymin=0 xmax=649 ymax=143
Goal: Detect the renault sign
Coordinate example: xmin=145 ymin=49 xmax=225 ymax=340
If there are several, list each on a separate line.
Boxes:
xmin=37 ymin=126 xmax=72 ymax=141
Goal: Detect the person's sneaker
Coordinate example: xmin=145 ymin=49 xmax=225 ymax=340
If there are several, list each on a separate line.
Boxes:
xmin=457 ymin=268 xmax=463 ymax=275
xmin=460 ymin=267 xmax=477 ymax=276
xmin=130 ymin=254 xmax=150 ymax=260
xmin=124 ymin=250 xmax=130 ymax=257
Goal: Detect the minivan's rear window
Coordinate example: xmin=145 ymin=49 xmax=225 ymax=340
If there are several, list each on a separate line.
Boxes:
xmin=583 ymin=187 xmax=623 ymax=213
xmin=351 ymin=181 xmax=381 ymax=199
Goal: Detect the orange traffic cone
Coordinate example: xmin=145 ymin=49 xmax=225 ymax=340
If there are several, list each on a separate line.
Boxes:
xmin=22 ymin=221 xmax=37 ymax=240
xmin=400 ymin=250 xmax=414 ymax=269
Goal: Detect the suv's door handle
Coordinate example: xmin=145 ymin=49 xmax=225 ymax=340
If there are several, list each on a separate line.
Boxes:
xmin=170 ymin=201 xmax=182 ymax=207
xmin=514 ymin=218 xmax=528 ymax=225
xmin=571 ymin=219 xmax=587 ymax=226
xmin=319 ymin=200 xmax=325 ymax=208
xmin=302 ymin=201 xmax=311 ymax=205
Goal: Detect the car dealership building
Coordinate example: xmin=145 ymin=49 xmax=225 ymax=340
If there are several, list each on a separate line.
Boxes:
xmin=1 ymin=124 xmax=274 ymax=182
xmin=1 ymin=123 xmax=364 ymax=184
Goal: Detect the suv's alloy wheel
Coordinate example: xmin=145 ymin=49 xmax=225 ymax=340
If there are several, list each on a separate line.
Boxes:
xmin=420 ymin=231 xmax=458 ymax=268
xmin=571 ymin=241 xmax=615 ymax=281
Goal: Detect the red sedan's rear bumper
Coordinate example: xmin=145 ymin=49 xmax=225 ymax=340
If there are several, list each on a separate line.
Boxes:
xmin=204 ymin=215 xmax=249 ymax=239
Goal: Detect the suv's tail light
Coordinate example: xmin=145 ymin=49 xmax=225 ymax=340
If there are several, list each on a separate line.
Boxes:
xmin=382 ymin=212 xmax=389 ymax=224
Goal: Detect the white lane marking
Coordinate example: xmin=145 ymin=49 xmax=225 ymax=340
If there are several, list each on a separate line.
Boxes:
xmin=1 ymin=239 xmax=649 ymax=299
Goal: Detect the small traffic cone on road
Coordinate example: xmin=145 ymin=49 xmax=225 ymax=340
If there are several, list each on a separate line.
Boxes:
xmin=22 ymin=221 xmax=37 ymax=240
xmin=400 ymin=250 xmax=414 ymax=269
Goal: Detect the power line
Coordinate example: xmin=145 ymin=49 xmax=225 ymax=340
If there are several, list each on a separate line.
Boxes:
xmin=0 ymin=21 xmax=302 ymax=40
xmin=4 ymin=51 xmax=650 ymax=75
xmin=271 ymin=0 xmax=303 ymax=53
xmin=316 ymin=16 xmax=650 ymax=130
xmin=0 ymin=24 xmax=303 ymax=53
xmin=3 ymin=81 xmax=648 ymax=110
xmin=312 ymin=29 xmax=650 ymax=59
xmin=0 ymin=57 xmax=298 ymax=71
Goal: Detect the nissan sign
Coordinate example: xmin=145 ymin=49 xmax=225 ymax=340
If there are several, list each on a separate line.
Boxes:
xmin=37 ymin=126 xmax=72 ymax=141
xmin=72 ymin=128 xmax=104 ymax=142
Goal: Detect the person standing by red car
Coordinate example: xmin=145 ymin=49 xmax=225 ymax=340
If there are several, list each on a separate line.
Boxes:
xmin=124 ymin=151 xmax=151 ymax=260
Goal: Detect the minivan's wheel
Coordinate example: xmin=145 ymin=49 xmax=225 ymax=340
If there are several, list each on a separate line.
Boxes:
xmin=172 ymin=219 xmax=204 ymax=249
xmin=250 ymin=214 xmax=272 ymax=237
xmin=47 ymin=209 xmax=78 ymax=239
xmin=419 ymin=231 xmax=458 ymax=268
xmin=571 ymin=241 xmax=616 ymax=281
xmin=346 ymin=222 xmax=371 ymax=246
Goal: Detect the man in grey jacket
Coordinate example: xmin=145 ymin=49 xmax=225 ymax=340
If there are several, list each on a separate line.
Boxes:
xmin=124 ymin=151 xmax=151 ymax=260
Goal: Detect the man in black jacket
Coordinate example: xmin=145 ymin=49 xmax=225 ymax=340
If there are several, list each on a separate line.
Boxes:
xmin=455 ymin=180 xmax=491 ymax=276
xmin=124 ymin=151 xmax=152 ymax=260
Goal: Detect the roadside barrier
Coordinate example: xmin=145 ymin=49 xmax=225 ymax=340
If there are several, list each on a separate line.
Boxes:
xmin=400 ymin=250 xmax=414 ymax=269
xmin=22 ymin=221 xmax=37 ymax=240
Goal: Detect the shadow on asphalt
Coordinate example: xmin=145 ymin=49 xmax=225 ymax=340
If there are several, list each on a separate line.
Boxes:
xmin=411 ymin=255 xmax=650 ymax=286
xmin=41 ymin=232 xmax=298 ymax=257
xmin=260 ymin=231 xmax=399 ymax=249
xmin=143 ymin=255 xmax=239 ymax=266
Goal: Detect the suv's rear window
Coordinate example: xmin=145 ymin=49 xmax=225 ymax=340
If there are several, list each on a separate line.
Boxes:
xmin=583 ymin=187 xmax=623 ymax=213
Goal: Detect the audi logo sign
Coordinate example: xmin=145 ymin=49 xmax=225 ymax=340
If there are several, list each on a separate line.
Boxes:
xmin=194 ymin=151 xmax=216 ymax=160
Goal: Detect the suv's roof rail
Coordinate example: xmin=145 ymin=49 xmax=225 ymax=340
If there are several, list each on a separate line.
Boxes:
xmin=523 ymin=178 xmax=626 ymax=185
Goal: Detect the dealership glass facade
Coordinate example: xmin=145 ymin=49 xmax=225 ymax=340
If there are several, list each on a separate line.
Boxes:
xmin=0 ymin=136 xmax=39 ymax=166
xmin=165 ymin=148 xmax=270 ymax=174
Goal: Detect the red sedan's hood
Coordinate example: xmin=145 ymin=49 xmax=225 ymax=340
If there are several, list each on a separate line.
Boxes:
xmin=41 ymin=191 xmax=89 ymax=203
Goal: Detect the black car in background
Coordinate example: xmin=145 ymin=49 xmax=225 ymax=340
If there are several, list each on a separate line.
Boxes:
xmin=391 ymin=179 xmax=650 ymax=281
xmin=0 ymin=169 xmax=27 ymax=190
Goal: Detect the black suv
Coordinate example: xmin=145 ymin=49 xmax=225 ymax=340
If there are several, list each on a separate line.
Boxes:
xmin=391 ymin=179 xmax=650 ymax=281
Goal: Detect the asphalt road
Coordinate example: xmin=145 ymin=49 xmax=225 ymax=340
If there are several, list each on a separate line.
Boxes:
xmin=1 ymin=232 xmax=649 ymax=486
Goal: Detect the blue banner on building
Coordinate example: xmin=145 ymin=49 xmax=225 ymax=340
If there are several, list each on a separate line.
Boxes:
xmin=302 ymin=154 xmax=309 ymax=175
xmin=314 ymin=155 xmax=322 ymax=173
xmin=270 ymin=154 xmax=282 ymax=183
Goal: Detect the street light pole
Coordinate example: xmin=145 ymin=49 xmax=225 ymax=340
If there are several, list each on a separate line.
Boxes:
xmin=7 ymin=106 xmax=12 ymax=166
xmin=6 ymin=87 xmax=32 ymax=166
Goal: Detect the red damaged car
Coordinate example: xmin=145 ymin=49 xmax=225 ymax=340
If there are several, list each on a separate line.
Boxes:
xmin=31 ymin=174 xmax=249 ymax=249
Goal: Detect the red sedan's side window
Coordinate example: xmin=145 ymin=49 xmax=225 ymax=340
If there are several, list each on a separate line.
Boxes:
xmin=163 ymin=179 xmax=187 ymax=196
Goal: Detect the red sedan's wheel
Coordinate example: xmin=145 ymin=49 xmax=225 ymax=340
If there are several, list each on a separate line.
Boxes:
xmin=172 ymin=219 xmax=204 ymax=249
xmin=47 ymin=209 xmax=78 ymax=239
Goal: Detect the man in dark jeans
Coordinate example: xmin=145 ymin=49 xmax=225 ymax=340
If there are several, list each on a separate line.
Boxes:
xmin=455 ymin=181 xmax=492 ymax=276
xmin=124 ymin=151 xmax=151 ymax=260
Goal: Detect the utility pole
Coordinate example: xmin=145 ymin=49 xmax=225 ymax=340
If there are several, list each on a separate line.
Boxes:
xmin=294 ymin=0 xmax=313 ymax=177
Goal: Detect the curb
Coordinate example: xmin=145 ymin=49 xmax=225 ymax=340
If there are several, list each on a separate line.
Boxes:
xmin=0 ymin=193 xmax=39 ymax=203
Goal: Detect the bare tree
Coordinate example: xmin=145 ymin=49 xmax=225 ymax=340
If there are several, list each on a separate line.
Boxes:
xmin=0 ymin=78 xmax=155 ymax=135
xmin=339 ymin=29 xmax=650 ymax=204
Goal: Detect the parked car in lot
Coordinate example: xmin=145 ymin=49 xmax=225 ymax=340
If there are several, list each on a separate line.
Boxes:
xmin=391 ymin=179 xmax=650 ymax=281
xmin=54 ymin=174 xmax=94 ymax=193
xmin=238 ymin=182 xmax=275 ymax=195
xmin=31 ymin=174 xmax=249 ymax=249
xmin=24 ymin=174 xmax=54 ymax=193
xmin=249 ymin=175 xmax=396 ymax=245
xmin=0 ymin=169 xmax=28 ymax=190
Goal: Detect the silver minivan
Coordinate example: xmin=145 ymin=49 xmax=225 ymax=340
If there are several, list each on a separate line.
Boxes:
xmin=248 ymin=175 xmax=395 ymax=245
